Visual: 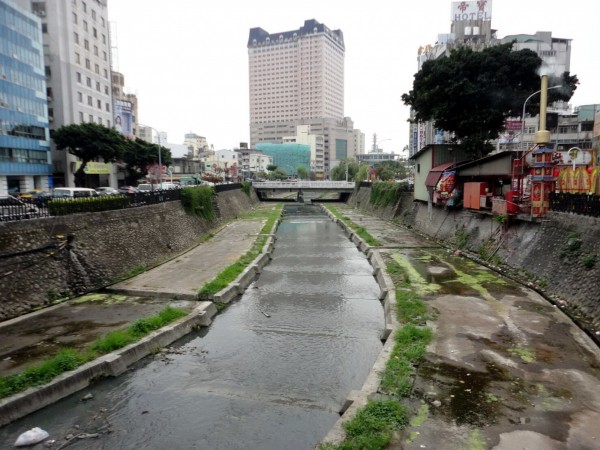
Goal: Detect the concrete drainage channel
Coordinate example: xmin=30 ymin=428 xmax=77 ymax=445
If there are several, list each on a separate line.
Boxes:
xmin=0 ymin=214 xmax=283 ymax=428
xmin=0 ymin=206 xmax=389 ymax=440
xmin=319 ymin=204 xmax=400 ymax=445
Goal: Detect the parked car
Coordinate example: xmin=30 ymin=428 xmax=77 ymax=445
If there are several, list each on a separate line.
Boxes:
xmin=136 ymin=183 xmax=153 ymax=192
xmin=0 ymin=195 xmax=39 ymax=221
xmin=118 ymin=186 xmax=138 ymax=194
xmin=95 ymin=187 xmax=120 ymax=196
xmin=158 ymin=182 xmax=178 ymax=190
xmin=53 ymin=187 xmax=99 ymax=198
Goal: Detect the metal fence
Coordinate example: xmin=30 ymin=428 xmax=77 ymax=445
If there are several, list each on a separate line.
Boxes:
xmin=0 ymin=185 xmax=243 ymax=222
xmin=549 ymin=193 xmax=600 ymax=218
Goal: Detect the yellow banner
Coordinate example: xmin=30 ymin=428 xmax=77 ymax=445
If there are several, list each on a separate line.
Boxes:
xmin=75 ymin=161 xmax=112 ymax=174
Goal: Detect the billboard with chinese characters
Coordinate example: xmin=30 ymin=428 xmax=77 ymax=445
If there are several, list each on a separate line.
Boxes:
xmin=114 ymin=100 xmax=134 ymax=138
xmin=452 ymin=1 xmax=492 ymax=22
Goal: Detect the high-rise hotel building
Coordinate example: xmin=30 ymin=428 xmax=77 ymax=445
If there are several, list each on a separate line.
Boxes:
xmin=13 ymin=0 xmax=116 ymax=187
xmin=248 ymin=19 xmax=363 ymax=173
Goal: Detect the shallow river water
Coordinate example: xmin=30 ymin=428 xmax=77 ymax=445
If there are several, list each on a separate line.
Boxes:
xmin=1 ymin=204 xmax=384 ymax=449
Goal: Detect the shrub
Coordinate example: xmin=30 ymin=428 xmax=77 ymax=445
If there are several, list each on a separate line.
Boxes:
xmin=180 ymin=186 xmax=216 ymax=221
xmin=48 ymin=196 xmax=130 ymax=215
xmin=370 ymin=182 xmax=405 ymax=208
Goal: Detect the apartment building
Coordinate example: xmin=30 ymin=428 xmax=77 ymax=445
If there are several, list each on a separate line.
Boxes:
xmin=0 ymin=0 xmax=51 ymax=195
xmin=248 ymin=19 xmax=363 ymax=173
xmin=408 ymin=1 xmax=572 ymax=157
xmin=13 ymin=0 xmax=115 ymax=187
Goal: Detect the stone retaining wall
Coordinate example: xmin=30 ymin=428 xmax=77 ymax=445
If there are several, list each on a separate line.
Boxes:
xmin=0 ymin=189 xmax=258 ymax=321
xmin=349 ymin=186 xmax=600 ymax=333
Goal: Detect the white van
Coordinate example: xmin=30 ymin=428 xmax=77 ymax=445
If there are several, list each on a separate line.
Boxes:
xmin=53 ymin=188 xmax=99 ymax=198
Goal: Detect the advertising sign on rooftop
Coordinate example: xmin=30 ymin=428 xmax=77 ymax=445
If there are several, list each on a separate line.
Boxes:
xmin=451 ymin=0 xmax=492 ymax=22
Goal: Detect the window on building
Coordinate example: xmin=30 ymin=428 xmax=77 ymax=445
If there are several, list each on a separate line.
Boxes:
xmin=89 ymin=114 xmax=93 ymax=122
xmin=41 ymin=23 xmax=48 ymax=33
xmin=93 ymin=28 xmax=97 ymax=38
xmin=97 ymin=99 xmax=101 ymax=109
xmin=85 ymin=59 xmax=90 ymax=69
xmin=45 ymin=65 xmax=51 ymax=77
xmin=92 ymin=10 xmax=96 ymax=20
xmin=79 ymin=111 xmax=84 ymax=122
xmin=83 ymin=20 xmax=88 ymax=31
xmin=84 ymin=39 xmax=89 ymax=50
xmin=86 ymin=76 xmax=91 ymax=87
xmin=74 ymin=32 xmax=79 ymax=44
xmin=82 ymin=1 xmax=87 ymax=12
xmin=77 ymin=92 xmax=82 ymax=102
xmin=103 ymin=51 xmax=107 ymax=61
xmin=95 ymin=64 xmax=99 ymax=74
xmin=87 ymin=95 xmax=92 ymax=105
xmin=105 ymin=102 xmax=110 ymax=112
xmin=76 ymin=72 xmax=81 ymax=83
xmin=102 ymin=34 xmax=106 ymax=44
xmin=94 ymin=45 xmax=98 ymax=56
xmin=72 ymin=12 xmax=77 ymax=24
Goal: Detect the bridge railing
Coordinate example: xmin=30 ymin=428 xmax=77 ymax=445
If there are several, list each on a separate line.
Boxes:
xmin=252 ymin=181 xmax=355 ymax=189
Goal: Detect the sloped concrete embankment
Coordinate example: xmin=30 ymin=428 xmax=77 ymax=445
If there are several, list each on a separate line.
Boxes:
xmin=318 ymin=205 xmax=401 ymax=445
xmin=0 ymin=205 xmax=282 ymax=426
xmin=0 ymin=189 xmax=259 ymax=321
xmin=349 ymin=186 xmax=600 ymax=336
xmin=0 ymin=302 xmax=217 ymax=427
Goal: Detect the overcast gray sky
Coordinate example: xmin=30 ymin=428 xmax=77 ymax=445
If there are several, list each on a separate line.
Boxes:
xmin=108 ymin=0 xmax=599 ymax=156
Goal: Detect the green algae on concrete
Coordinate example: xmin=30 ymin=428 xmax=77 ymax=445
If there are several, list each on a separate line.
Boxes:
xmin=459 ymin=429 xmax=486 ymax=450
xmin=508 ymin=345 xmax=536 ymax=363
xmin=71 ymin=293 xmax=131 ymax=305
xmin=391 ymin=253 xmax=441 ymax=296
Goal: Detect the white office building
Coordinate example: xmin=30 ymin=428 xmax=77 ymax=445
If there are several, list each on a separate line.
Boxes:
xmin=13 ymin=0 xmax=115 ymax=187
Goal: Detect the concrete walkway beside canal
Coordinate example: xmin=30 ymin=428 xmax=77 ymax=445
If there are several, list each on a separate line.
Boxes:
xmin=325 ymin=203 xmax=600 ymax=450
xmin=0 ymin=206 xmax=270 ymax=376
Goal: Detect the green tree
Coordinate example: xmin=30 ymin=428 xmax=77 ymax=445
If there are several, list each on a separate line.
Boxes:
xmin=402 ymin=43 xmax=578 ymax=158
xmin=375 ymin=160 xmax=410 ymax=181
xmin=267 ymin=167 xmax=288 ymax=180
xmin=266 ymin=164 xmax=278 ymax=172
xmin=355 ymin=164 xmax=369 ymax=183
xmin=51 ymin=123 xmax=129 ymax=186
xmin=122 ymin=138 xmax=172 ymax=186
xmin=296 ymin=165 xmax=309 ymax=180
xmin=331 ymin=159 xmax=360 ymax=181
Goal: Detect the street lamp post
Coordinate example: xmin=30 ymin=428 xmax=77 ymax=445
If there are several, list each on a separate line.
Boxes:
xmin=520 ymin=85 xmax=561 ymax=152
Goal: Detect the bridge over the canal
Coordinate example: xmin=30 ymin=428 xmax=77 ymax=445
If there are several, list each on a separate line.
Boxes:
xmin=252 ymin=181 xmax=355 ymax=202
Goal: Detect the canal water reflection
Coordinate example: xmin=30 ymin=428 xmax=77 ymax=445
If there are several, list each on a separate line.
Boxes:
xmin=0 ymin=204 xmax=384 ymax=449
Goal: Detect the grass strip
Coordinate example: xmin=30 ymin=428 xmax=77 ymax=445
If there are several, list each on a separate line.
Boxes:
xmin=197 ymin=204 xmax=282 ymax=298
xmin=322 ymin=256 xmax=432 ymax=449
xmin=0 ymin=306 xmax=187 ymax=399
xmin=324 ymin=205 xmax=382 ymax=246
xmin=321 ymin=400 xmax=410 ymax=450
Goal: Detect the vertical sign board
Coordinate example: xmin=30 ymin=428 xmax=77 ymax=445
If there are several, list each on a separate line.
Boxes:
xmin=114 ymin=100 xmax=134 ymax=138
xmin=594 ymin=106 xmax=600 ymax=165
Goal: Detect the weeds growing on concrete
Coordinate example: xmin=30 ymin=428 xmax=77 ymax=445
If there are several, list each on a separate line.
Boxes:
xmin=180 ymin=186 xmax=216 ymax=222
xmin=323 ymin=400 xmax=409 ymax=450
xmin=0 ymin=306 xmax=188 ymax=400
xmin=198 ymin=204 xmax=282 ymax=298
xmin=324 ymin=205 xmax=382 ymax=246
xmin=324 ymin=254 xmax=432 ymax=450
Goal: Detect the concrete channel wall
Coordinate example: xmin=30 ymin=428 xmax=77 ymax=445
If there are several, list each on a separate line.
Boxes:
xmin=0 ymin=202 xmax=282 ymax=427
xmin=319 ymin=205 xmax=402 ymax=445
xmin=349 ymin=186 xmax=600 ymax=335
xmin=0 ymin=188 xmax=259 ymax=321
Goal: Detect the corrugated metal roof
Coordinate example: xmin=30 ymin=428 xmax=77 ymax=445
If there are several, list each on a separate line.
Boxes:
xmin=425 ymin=162 xmax=456 ymax=187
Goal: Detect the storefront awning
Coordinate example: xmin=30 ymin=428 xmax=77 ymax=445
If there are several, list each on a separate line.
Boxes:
xmin=425 ymin=162 xmax=456 ymax=187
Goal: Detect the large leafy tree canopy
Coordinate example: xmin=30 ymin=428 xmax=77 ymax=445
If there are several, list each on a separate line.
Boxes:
xmin=52 ymin=123 xmax=129 ymax=186
xmin=331 ymin=159 xmax=360 ymax=181
xmin=122 ymin=138 xmax=172 ymax=185
xmin=402 ymin=42 xmax=578 ymax=158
